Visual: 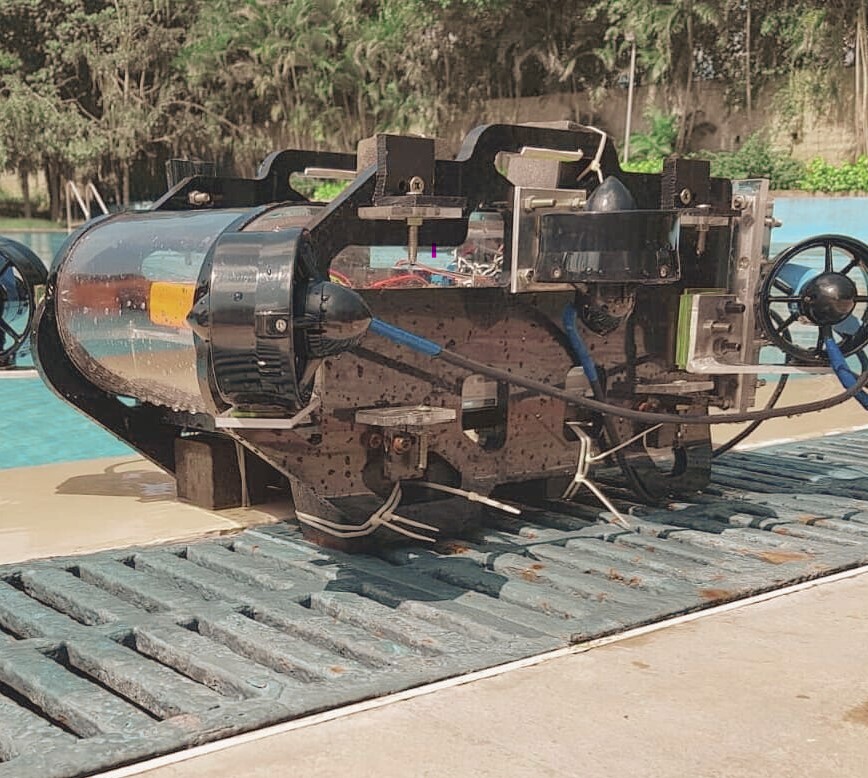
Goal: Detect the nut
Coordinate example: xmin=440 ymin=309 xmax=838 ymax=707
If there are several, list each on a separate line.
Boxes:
xmin=391 ymin=435 xmax=413 ymax=455
xmin=364 ymin=431 xmax=383 ymax=450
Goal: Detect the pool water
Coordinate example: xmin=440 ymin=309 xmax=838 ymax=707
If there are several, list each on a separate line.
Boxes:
xmin=9 ymin=230 xmax=69 ymax=266
xmin=0 ymin=376 xmax=133 ymax=469
xmin=1 ymin=229 xmax=134 ymax=469
xmin=2 ymin=198 xmax=868 ymax=470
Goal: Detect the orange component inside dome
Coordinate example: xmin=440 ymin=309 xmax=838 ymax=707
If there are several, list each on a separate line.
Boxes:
xmin=149 ymin=281 xmax=195 ymax=328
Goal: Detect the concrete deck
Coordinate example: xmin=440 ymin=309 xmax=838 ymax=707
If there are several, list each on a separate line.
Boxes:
xmin=0 ymin=456 xmax=286 ymax=566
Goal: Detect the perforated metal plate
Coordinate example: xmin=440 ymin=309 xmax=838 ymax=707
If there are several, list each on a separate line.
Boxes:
xmin=3 ymin=431 xmax=868 ymax=777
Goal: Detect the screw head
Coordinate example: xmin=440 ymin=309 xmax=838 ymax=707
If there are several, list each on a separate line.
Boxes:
xmin=391 ymin=435 xmax=413 ymax=455
xmin=364 ymin=432 xmax=383 ymax=449
xmin=274 ymin=318 xmax=288 ymax=333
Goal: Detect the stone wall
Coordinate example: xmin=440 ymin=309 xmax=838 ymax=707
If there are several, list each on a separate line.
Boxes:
xmin=449 ymin=71 xmax=861 ymax=164
xmin=3 ymin=70 xmax=864 ymax=207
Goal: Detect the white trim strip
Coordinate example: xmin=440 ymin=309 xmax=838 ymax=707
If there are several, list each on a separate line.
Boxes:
xmin=0 ymin=369 xmax=38 ymax=380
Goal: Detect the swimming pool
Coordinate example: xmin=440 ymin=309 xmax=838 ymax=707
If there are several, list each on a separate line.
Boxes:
xmin=1 ymin=229 xmax=134 ymax=468
xmin=2 ymin=197 xmax=867 ymax=469
xmin=0 ymin=375 xmax=132 ymax=468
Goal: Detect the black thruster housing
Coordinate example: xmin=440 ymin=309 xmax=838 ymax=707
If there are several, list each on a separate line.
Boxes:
xmin=190 ymin=227 xmax=316 ymax=414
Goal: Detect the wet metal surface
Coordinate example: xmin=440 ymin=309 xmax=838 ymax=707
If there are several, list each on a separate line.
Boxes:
xmin=3 ymin=431 xmax=868 ymax=776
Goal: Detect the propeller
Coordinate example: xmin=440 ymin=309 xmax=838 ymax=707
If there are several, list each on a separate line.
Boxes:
xmin=758 ymin=234 xmax=868 ymax=364
xmin=0 ymin=238 xmax=47 ymax=367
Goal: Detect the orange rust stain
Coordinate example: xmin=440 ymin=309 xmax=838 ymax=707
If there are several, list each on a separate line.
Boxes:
xmin=752 ymin=550 xmax=811 ymax=565
xmin=844 ymin=701 xmax=868 ymax=726
xmin=607 ymin=568 xmax=642 ymax=587
xmin=329 ymin=666 xmax=346 ymax=675
xmin=521 ymin=568 xmax=541 ymax=582
xmin=632 ymin=660 xmax=651 ymax=670
xmin=438 ymin=542 xmax=470 ymax=555
xmin=797 ymin=515 xmax=820 ymax=525
xmin=699 ymin=588 xmax=734 ymax=601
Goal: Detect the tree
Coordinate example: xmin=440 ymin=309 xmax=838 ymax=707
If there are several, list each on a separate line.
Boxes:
xmin=54 ymin=0 xmax=197 ymax=204
xmin=599 ymin=0 xmax=722 ymax=151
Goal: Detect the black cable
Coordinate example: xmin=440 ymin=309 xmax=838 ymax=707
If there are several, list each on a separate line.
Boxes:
xmin=562 ymin=304 xmax=655 ymax=500
xmin=434 ymin=346 xmax=868 ymax=425
xmin=711 ymin=374 xmax=788 ymax=458
xmin=368 ymin=318 xmax=868 ymax=426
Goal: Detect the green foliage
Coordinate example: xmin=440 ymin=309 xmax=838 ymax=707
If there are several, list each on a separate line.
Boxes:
xmin=290 ymin=177 xmax=349 ymax=202
xmin=313 ymin=180 xmax=350 ymax=202
xmin=625 ymin=133 xmax=811 ymax=191
xmin=599 ymin=0 xmax=722 ymax=150
xmin=700 ymin=134 xmax=805 ymax=190
xmin=800 ymin=157 xmax=868 ymax=194
xmin=627 ymin=111 xmax=677 ymax=161
xmin=0 ymin=187 xmax=49 ymax=212
xmin=621 ymin=157 xmax=665 ymax=174
xmin=0 ymin=0 xmax=866 ymax=218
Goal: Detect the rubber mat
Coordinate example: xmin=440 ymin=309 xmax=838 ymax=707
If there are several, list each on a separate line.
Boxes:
xmin=2 ymin=431 xmax=868 ymax=776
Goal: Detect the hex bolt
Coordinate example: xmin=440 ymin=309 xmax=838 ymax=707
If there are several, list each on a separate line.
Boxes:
xmin=523 ymin=196 xmax=557 ymax=211
xmin=391 ymin=435 xmax=413 ymax=455
xmin=724 ymin=301 xmax=746 ymax=314
xmin=716 ymin=339 xmax=741 ymax=353
xmin=188 ymin=190 xmax=212 ymax=206
xmin=365 ymin=432 xmax=383 ymax=450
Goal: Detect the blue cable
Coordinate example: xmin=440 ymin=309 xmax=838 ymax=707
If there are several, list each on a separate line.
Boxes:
xmin=369 ymin=318 xmax=442 ymax=358
xmin=561 ymin=304 xmax=600 ymax=383
xmin=824 ymin=337 xmax=868 ymax=410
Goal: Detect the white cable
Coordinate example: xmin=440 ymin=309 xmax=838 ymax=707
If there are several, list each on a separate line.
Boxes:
xmin=295 ymin=484 xmax=440 ymax=542
xmin=414 ymin=481 xmax=521 ymax=515
xmin=589 ymin=424 xmax=663 ymax=462
xmin=560 ymin=422 xmax=662 ymax=530
xmin=575 ymin=124 xmax=608 ymax=184
xmin=294 ymin=477 xmax=525 ymax=543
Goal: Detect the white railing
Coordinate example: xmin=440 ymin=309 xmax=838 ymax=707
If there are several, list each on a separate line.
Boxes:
xmin=65 ymin=181 xmax=109 ymax=233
